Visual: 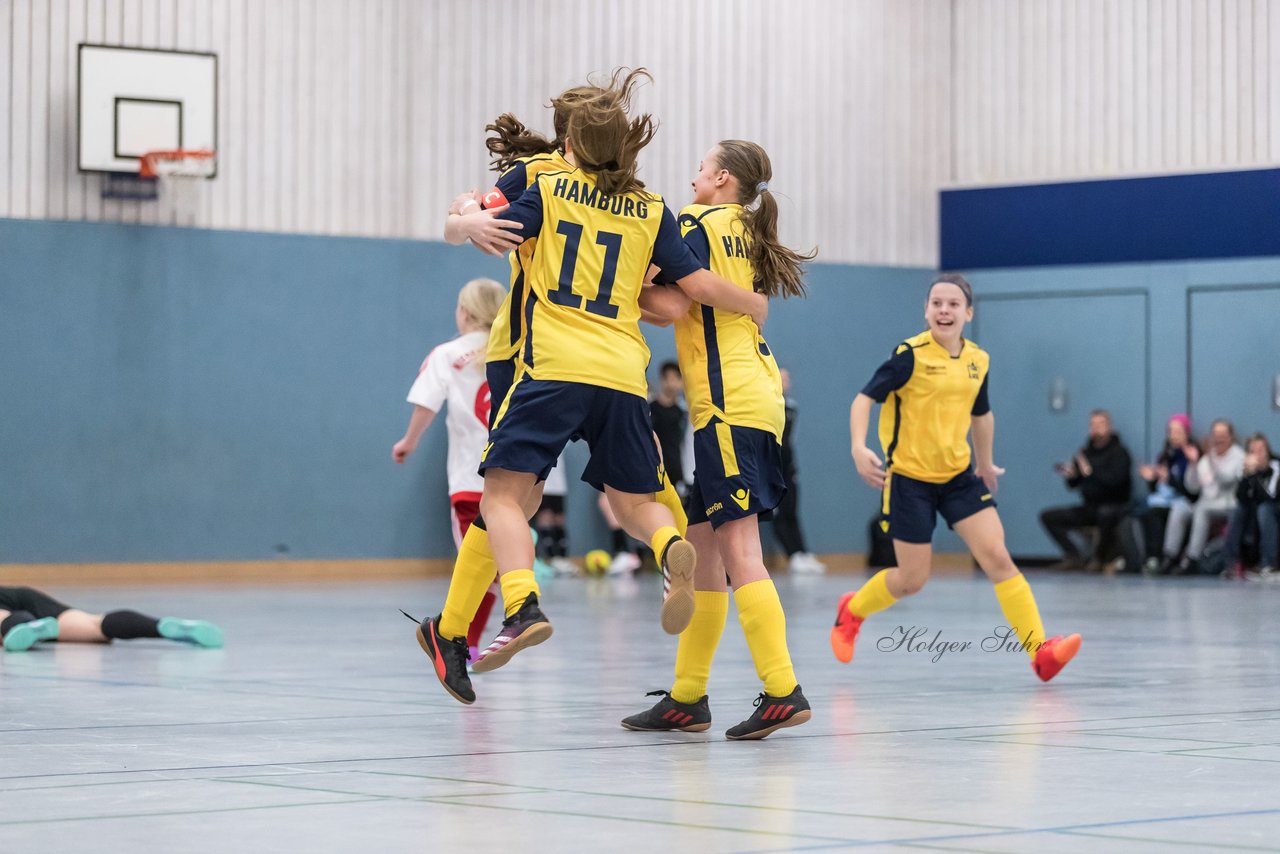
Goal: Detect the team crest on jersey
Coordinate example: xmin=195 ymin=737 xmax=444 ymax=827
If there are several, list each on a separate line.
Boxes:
xmin=968 ymin=361 xmax=980 ymax=379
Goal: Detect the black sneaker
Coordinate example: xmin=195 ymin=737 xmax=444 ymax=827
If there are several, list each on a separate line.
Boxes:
xmin=620 ymin=690 xmax=711 ymax=733
xmin=416 ymin=615 xmax=475 ymax=705
xmin=725 ymin=686 xmax=811 ymax=741
xmin=659 ymin=537 xmax=696 ymax=635
xmin=471 ymin=592 xmax=554 ymax=673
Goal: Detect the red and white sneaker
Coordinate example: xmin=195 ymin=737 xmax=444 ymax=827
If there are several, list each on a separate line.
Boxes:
xmin=471 ymin=593 xmax=553 ymax=673
xmin=1033 ymin=633 xmax=1082 ymax=682
xmin=829 ymin=591 xmax=864 ymax=664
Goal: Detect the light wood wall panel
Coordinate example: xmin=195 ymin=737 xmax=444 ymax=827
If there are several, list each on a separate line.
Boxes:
xmin=1 ymin=0 xmax=951 ymax=265
xmin=953 ymin=0 xmax=1280 ymax=187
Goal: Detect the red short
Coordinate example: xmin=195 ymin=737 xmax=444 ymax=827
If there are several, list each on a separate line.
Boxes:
xmin=449 ymin=492 xmax=482 ymax=548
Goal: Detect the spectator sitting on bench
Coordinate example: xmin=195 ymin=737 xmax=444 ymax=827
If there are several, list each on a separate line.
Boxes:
xmin=1040 ymin=409 xmax=1133 ymax=570
xmin=1160 ymin=418 xmax=1245 ymax=575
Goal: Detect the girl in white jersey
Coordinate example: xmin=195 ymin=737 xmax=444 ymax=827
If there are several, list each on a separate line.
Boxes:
xmin=394 ymin=278 xmax=507 ymax=656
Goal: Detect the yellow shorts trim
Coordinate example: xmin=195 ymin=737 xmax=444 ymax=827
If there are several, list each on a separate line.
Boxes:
xmin=715 ymin=420 xmax=739 ymax=477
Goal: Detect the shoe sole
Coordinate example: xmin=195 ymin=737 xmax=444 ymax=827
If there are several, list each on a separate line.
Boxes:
xmin=660 ymin=540 xmax=697 ymax=635
xmin=416 ymin=624 xmax=475 ymax=705
xmin=830 ymin=592 xmax=857 ymax=663
xmin=470 ymin=621 xmax=554 ymax=673
xmin=621 ymin=720 xmax=712 ymax=733
xmin=725 ymin=709 xmax=813 ymax=741
xmin=2 ymin=617 xmax=59 ymax=652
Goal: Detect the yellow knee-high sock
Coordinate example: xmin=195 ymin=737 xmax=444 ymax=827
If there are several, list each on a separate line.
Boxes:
xmin=670 ymin=591 xmax=729 ymax=703
xmin=499 ymin=569 xmax=540 ymax=618
xmin=650 ymin=525 xmax=682 ymax=560
xmin=656 ymin=470 xmax=688 ymax=537
xmin=847 ymin=568 xmax=898 ymax=619
xmin=734 ymin=579 xmax=798 ymax=697
xmin=439 ymin=525 xmax=499 ymax=639
xmin=993 ymin=573 xmax=1045 ymax=660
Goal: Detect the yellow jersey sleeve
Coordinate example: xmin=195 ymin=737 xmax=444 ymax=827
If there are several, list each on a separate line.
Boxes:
xmin=484 ymin=152 xmax=571 ymax=364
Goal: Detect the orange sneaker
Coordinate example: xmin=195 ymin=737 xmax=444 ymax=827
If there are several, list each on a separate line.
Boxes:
xmin=1033 ymin=633 xmax=1081 ymax=682
xmin=829 ymin=592 xmax=864 ymax=664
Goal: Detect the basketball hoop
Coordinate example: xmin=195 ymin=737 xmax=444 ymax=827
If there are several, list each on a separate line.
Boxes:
xmin=139 ymin=148 xmax=216 ymax=178
xmin=139 ymin=149 xmax=216 ymax=222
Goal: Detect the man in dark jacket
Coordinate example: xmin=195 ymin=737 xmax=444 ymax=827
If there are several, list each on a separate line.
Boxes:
xmin=1040 ymin=410 xmax=1134 ymax=568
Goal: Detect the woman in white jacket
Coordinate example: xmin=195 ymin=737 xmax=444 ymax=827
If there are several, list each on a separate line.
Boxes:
xmin=1163 ymin=419 xmax=1245 ymax=574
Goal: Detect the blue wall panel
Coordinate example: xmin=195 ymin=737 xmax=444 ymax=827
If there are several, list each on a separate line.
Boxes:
xmin=0 ymin=218 xmax=929 ymax=563
xmin=971 ymin=292 xmax=1148 ymax=556
xmin=941 ymin=169 xmax=1280 ymax=270
xmin=0 ymin=220 xmax=513 ymax=562
xmin=5 ymin=217 xmax=1279 ymax=564
xmin=1188 ymin=286 xmax=1280 ymax=442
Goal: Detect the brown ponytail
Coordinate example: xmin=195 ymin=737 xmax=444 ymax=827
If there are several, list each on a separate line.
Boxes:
xmin=565 ymin=68 xmax=657 ymax=197
xmin=485 ymin=113 xmax=557 ymax=174
xmin=484 ymin=85 xmax=605 ymax=173
xmin=713 ymin=139 xmax=815 ymax=298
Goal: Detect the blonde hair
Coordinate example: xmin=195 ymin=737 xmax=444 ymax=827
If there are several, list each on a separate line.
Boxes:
xmin=457 ymin=278 xmax=506 ymax=329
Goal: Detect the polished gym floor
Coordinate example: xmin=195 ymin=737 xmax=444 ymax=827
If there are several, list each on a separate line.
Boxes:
xmin=2 ymin=572 xmax=1278 ymax=852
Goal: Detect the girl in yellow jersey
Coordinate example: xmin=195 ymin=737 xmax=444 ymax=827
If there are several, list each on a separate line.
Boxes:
xmin=421 ymin=90 xmax=598 ymax=667
xmin=830 ymin=274 xmax=1082 ymax=683
xmin=422 ymin=82 xmax=692 ymax=686
xmin=464 ymin=89 xmax=691 ymax=526
xmin=622 ymin=140 xmax=816 ymax=740
xmin=422 ymin=70 xmax=767 ymax=705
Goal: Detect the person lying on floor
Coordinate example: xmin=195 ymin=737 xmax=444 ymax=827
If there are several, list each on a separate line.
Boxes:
xmin=0 ymin=585 xmax=222 ymax=652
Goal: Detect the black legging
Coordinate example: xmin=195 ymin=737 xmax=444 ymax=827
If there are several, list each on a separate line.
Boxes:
xmin=1039 ymin=503 xmax=1130 ymax=562
xmin=0 ymin=586 xmax=71 ymax=619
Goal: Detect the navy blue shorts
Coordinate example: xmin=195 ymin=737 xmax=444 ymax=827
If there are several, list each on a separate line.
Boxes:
xmin=686 ymin=418 xmax=786 ymax=530
xmin=882 ymin=469 xmax=996 ymax=544
xmin=485 ymin=359 xmax=517 ymax=431
xmin=481 ymin=378 xmax=662 ymax=494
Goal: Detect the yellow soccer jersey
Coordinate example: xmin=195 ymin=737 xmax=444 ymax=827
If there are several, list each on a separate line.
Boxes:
xmin=482 ymin=152 xmax=572 ymax=364
xmin=864 ymin=330 xmax=992 ymax=483
xmin=497 ymin=168 xmax=703 ymax=397
xmin=668 ymin=204 xmax=784 ymax=439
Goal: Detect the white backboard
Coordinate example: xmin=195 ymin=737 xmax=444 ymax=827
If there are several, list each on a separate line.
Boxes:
xmin=78 ymin=44 xmax=217 ymax=175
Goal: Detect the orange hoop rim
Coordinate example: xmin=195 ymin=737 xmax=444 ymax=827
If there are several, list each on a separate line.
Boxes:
xmin=139 ymin=149 xmax=216 ymax=178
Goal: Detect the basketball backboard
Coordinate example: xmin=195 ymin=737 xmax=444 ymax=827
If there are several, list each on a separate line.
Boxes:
xmin=78 ymin=44 xmax=217 ymax=177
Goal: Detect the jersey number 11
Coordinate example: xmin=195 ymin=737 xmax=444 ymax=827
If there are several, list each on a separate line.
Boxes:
xmin=548 ymin=221 xmax=622 ymax=319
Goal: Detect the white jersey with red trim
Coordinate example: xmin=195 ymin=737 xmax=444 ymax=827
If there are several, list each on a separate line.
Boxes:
xmin=406 ymin=330 xmax=490 ymax=497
